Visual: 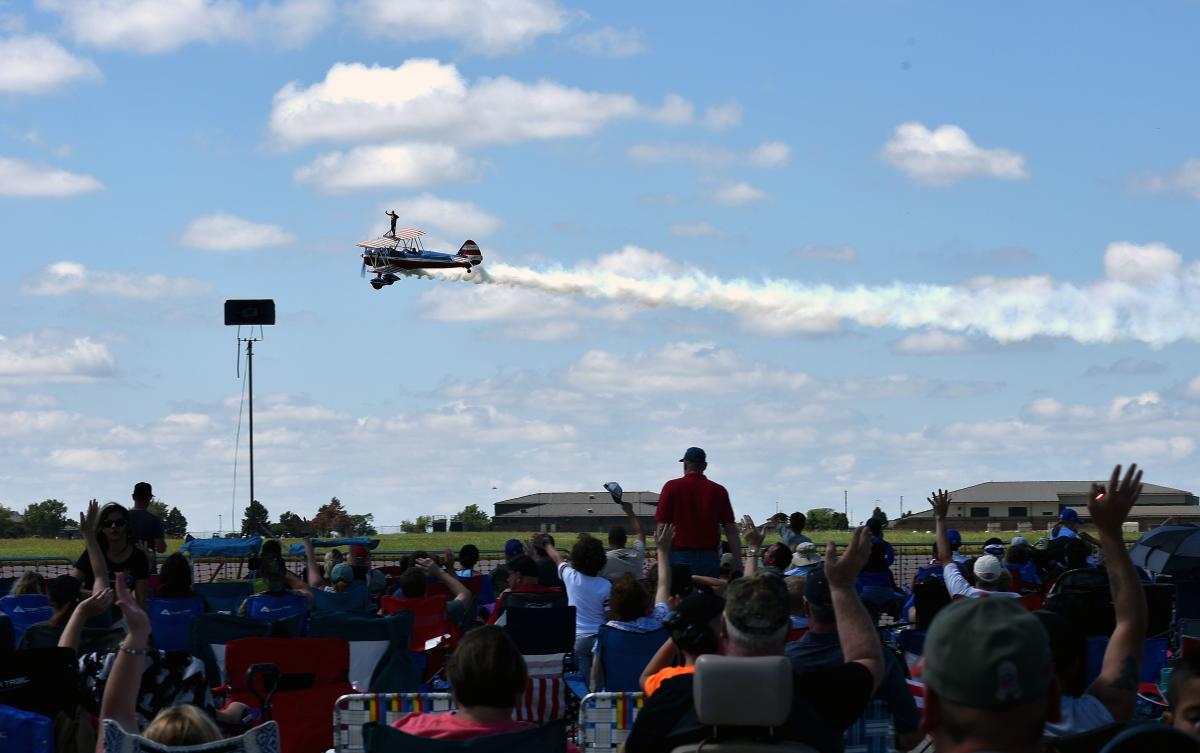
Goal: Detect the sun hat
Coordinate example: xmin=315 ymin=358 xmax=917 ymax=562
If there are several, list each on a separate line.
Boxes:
xmin=973 ymin=554 xmax=1004 ymax=583
xmin=790 ymin=542 xmax=823 ymax=568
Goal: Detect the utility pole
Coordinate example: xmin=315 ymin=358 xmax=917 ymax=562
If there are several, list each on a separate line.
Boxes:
xmin=900 ymin=495 xmax=904 ymax=520
xmin=843 ymin=490 xmax=848 ymax=524
xmin=247 ymin=338 xmax=254 ymax=521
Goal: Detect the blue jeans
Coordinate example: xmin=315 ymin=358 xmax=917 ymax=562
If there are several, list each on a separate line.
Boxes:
xmin=670 ymin=548 xmax=721 ymax=579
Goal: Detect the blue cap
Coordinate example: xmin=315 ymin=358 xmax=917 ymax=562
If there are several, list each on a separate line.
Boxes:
xmin=1060 ymin=508 xmax=1080 ymax=522
xmin=679 ymin=447 xmax=707 ymax=463
xmin=947 ymin=529 xmax=962 ymax=548
xmin=504 ymin=538 xmax=525 ymax=558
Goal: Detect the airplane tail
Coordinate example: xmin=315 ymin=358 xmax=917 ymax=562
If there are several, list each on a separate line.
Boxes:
xmin=459 ymin=239 xmax=482 ymax=266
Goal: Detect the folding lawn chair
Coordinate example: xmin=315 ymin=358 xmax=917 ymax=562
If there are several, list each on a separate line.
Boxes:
xmin=0 ymin=647 xmax=80 ymax=720
xmin=242 ymin=592 xmax=311 ymax=635
xmin=0 ymin=593 xmax=52 ymax=647
xmin=504 ymin=606 xmax=578 ymax=721
xmin=0 ymin=703 xmax=53 ymax=753
xmin=308 ymin=612 xmax=418 ymax=693
xmin=362 ymin=718 xmax=569 ymax=753
xmin=99 ymin=719 xmax=281 ymax=753
xmin=312 ymin=584 xmax=370 ymax=616
xmin=19 ymin=623 xmax=123 ymax=653
xmin=842 ymin=698 xmax=896 ymax=753
xmin=194 ymin=582 xmax=254 ymax=614
xmin=333 ymin=692 xmax=454 ymax=753
xmin=147 ymin=596 xmax=206 ymax=652
xmin=593 ymin=626 xmax=667 ymax=692
xmin=0 ymin=612 xmax=13 ymax=655
xmin=577 ymin=692 xmax=643 ymax=753
xmin=189 ymin=612 xmax=273 ymax=687
xmin=220 ymin=637 xmax=354 ymax=753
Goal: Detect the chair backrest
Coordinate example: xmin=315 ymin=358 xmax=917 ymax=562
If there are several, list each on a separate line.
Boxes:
xmin=0 ymin=647 xmax=80 ymax=719
xmin=1084 ymin=636 xmax=1170 ymax=686
xmin=333 ymin=693 xmax=455 ymax=753
xmin=595 ymin=626 xmax=668 ymax=692
xmin=0 ymin=703 xmax=53 ymax=753
xmin=0 ymin=577 xmax=15 ymax=597
xmin=101 ymin=718 xmax=281 ymax=753
xmin=363 ymin=719 xmax=568 ymax=753
xmin=578 ymin=692 xmax=644 ymax=753
xmin=194 ymin=581 xmax=253 ymax=614
xmin=503 ymin=606 xmax=577 ymax=656
xmin=0 ymin=594 xmax=52 ymax=646
xmin=379 ymin=595 xmax=451 ymax=651
xmin=693 ymin=655 xmax=793 ymax=727
xmin=243 ymin=592 xmax=310 ymax=635
xmin=147 ymin=596 xmax=205 ymax=652
xmin=426 ymin=576 xmax=483 ymax=601
xmin=189 ymin=612 xmax=272 ymax=686
xmin=312 ymin=584 xmax=370 ymax=615
xmin=308 ymin=612 xmax=418 ymax=693
xmin=0 ymin=613 xmax=13 ymax=656
xmin=19 ymin=623 xmax=123 ymax=654
xmin=504 ymin=590 xmax=569 ymax=610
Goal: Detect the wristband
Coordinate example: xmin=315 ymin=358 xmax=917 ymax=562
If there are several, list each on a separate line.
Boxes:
xmin=746 ymin=548 xmax=759 ymax=556
xmin=118 ymin=643 xmax=149 ymax=656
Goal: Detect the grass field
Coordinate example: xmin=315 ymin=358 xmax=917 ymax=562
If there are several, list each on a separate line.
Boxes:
xmin=0 ymin=527 xmax=1135 ymax=560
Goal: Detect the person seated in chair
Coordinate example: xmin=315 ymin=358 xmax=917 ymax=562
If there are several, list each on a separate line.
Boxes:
xmin=154 ymin=553 xmax=197 ymax=600
xmin=486 ymin=554 xmax=563 ymax=625
xmin=394 ymin=558 xmax=474 ymax=629
xmin=390 ymin=625 xmax=582 ymax=751
xmin=1165 ymin=650 xmax=1200 ymax=741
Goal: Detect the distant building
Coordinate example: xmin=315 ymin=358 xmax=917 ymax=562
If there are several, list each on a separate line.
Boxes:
xmin=492 ymin=491 xmax=659 ymax=533
xmin=901 ymin=480 xmax=1197 ymax=531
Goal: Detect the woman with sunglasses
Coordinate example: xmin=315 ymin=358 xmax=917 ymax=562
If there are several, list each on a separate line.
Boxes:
xmin=71 ymin=500 xmax=150 ymax=608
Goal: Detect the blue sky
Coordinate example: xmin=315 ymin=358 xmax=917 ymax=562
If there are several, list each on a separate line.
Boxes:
xmin=2 ymin=1 xmax=1199 ymax=533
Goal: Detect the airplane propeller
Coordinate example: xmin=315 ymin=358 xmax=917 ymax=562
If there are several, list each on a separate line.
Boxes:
xmin=360 ymin=257 xmax=368 ymax=278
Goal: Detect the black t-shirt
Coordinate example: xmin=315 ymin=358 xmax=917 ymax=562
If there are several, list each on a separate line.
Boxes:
xmin=129 ymin=510 xmax=165 ymax=573
xmin=623 ymin=661 xmax=874 ymax=753
xmin=74 ymin=547 xmax=150 ymax=590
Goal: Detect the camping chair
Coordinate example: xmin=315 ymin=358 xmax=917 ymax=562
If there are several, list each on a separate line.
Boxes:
xmin=0 ymin=704 xmax=53 ymax=753
xmin=312 ymin=584 xmax=370 ymax=616
xmin=363 ymin=718 xmax=569 ymax=753
xmin=578 ymin=692 xmax=644 ymax=753
xmin=594 ymin=626 xmax=667 ymax=692
xmin=505 ymin=590 xmax=570 ymax=610
xmin=379 ymin=595 xmax=456 ymax=685
xmin=189 ymin=612 xmax=273 ymax=687
xmin=194 ymin=581 xmax=254 ymax=614
xmin=220 ymin=637 xmax=353 ymax=753
xmin=147 ymin=596 xmax=205 ymax=652
xmin=0 ymin=576 xmax=15 ymax=597
xmin=0 ymin=613 xmax=14 ymax=656
xmin=0 ymin=593 xmax=52 ymax=647
xmin=242 ymin=592 xmax=311 ymax=635
xmin=841 ymin=699 xmax=897 ymax=753
xmin=333 ymin=693 xmax=454 ymax=753
xmin=100 ymin=719 xmax=281 ymax=753
xmin=308 ymin=612 xmax=419 ymax=693
xmin=1044 ymin=722 xmax=1124 ymax=753
xmin=1084 ymin=635 xmax=1170 ymax=685
xmin=503 ymin=606 xmax=579 ymax=718
xmin=19 ymin=623 xmax=123 ymax=653
xmin=671 ymin=655 xmax=819 ymax=753
xmin=0 ymin=647 xmax=80 ymax=720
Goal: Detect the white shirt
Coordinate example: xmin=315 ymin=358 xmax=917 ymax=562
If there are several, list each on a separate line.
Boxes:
xmin=558 ymin=561 xmax=612 ymax=636
xmin=942 ymin=562 xmax=1022 ymax=600
xmin=1044 ymin=693 xmax=1115 ymax=737
xmin=600 ymin=540 xmax=646 ymax=581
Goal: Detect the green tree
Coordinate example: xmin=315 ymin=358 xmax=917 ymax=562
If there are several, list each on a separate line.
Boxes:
xmin=0 ymin=504 xmax=25 ymax=538
xmin=23 ymin=499 xmax=70 ymax=537
xmin=455 ymin=504 xmax=491 ymax=532
xmin=313 ymin=497 xmax=353 ymax=536
xmin=401 ymin=515 xmax=432 ymax=533
xmin=870 ymin=507 xmax=888 ymax=529
xmin=279 ymin=511 xmax=315 ymax=537
xmin=148 ymin=499 xmax=169 ymax=519
xmin=806 ymin=507 xmax=849 ymax=531
xmin=241 ymin=499 xmax=271 ymax=536
xmin=349 ymin=513 xmax=377 ymax=536
xmin=163 ymin=507 xmax=188 ymax=538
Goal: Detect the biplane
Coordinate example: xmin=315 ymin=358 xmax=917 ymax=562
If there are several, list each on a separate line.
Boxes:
xmin=357 ymin=227 xmax=482 ymax=290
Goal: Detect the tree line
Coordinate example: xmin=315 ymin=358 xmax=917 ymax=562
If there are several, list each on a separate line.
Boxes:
xmin=0 ymin=499 xmax=189 ymax=539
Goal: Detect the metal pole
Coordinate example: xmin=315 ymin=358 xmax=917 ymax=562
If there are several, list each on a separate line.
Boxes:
xmin=247 ymin=338 xmax=254 ymax=529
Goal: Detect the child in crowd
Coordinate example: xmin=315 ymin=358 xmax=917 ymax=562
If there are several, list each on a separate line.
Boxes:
xmin=10 ymin=569 xmax=43 ymax=595
xmin=1166 ymin=650 xmax=1200 ymax=741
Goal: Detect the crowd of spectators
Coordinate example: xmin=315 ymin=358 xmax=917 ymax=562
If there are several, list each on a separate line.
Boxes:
xmin=1 ymin=459 xmax=1199 ymax=752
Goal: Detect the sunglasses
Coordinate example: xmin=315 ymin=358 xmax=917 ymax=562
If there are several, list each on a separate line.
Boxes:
xmin=102 ymin=519 xmax=128 ymax=529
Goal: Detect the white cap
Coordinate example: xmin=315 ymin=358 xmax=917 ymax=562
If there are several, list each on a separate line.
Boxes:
xmin=1010 ymin=536 xmax=1029 ymax=547
xmin=973 ymin=554 xmax=1003 ymax=583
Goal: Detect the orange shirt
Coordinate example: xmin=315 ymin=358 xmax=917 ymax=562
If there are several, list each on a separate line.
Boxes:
xmin=643 ymin=665 xmax=696 ymax=697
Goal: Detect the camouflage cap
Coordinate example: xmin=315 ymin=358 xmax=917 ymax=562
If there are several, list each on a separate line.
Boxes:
xmin=724 ymin=572 xmax=789 ymax=636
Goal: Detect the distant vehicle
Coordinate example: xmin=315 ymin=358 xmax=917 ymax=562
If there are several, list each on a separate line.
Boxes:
xmin=357 ymin=227 xmax=482 ymax=290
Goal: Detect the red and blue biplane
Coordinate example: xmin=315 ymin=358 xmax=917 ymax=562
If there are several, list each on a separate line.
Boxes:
xmin=357 ymin=227 xmax=482 ymax=290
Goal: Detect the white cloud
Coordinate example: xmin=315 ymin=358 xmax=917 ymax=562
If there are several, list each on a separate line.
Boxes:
xmin=347 ymin=0 xmax=565 ymax=55
xmin=820 ymin=453 xmax=857 ymax=474
xmin=179 ymin=212 xmax=294 ymax=251
xmin=0 ymin=34 xmax=100 ymax=93
xmin=0 ymin=333 xmax=115 ymax=384
xmin=49 ymin=447 xmax=129 ymax=471
xmin=565 ymin=26 xmax=645 ymax=58
xmin=747 ymin=141 xmax=790 ymax=167
xmin=0 ymin=156 xmax=102 ymax=197
xmin=894 ymin=330 xmax=971 ymax=354
xmin=382 ymin=194 xmax=501 ymax=237
xmin=36 ymin=0 xmax=333 ymax=54
xmin=1189 ymin=375 xmax=1200 ymax=398
xmin=703 ymin=102 xmax=741 ymax=131
xmin=1103 ymin=436 xmax=1195 ymax=462
xmin=646 ymin=93 xmax=694 ymax=126
xmin=1136 ymin=158 xmax=1200 ymax=200
xmin=294 ymin=143 xmax=478 ymax=193
xmin=1021 ymin=397 xmax=1095 ymax=421
xmin=795 ymin=244 xmax=857 ymax=262
xmin=709 ymin=181 xmax=768 ymax=206
xmin=23 ymin=261 xmax=207 ymax=299
xmin=668 ymin=222 xmax=722 ymax=238
xmin=1108 ymin=391 xmax=1163 ymax=420
xmin=269 ymin=59 xmax=645 ymax=149
xmin=880 ymin=122 xmax=1028 ymax=186
xmin=627 ymin=141 xmax=789 ymax=169
xmin=1103 ymin=241 xmax=1182 ymax=285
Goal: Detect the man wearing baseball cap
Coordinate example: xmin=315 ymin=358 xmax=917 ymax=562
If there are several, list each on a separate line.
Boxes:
xmin=929 ymin=490 xmax=1021 ymax=600
xmin=922 ymin=597 xmax=1061 ymax=752
xmin=654 ymin=447 xmax=740 ymax=578
xmin=625 ymin=528 xmax=884 ymax=753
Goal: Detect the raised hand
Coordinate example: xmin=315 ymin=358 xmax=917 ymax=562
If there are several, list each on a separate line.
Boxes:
xmin=78 ymin=587 xmax=114 ymax=618
xmin=825 ymin=526 xmax=872 ymax=589
xmin=740 ymin=515 xmax=764 ymax=548
xmin=655 ymin=523 xmax=675 ymax=552
xmin=928 ymin=489 xmax=952 ymax=519
xmin=1090 ymin=464 xmax=1143 ymax=535
xmin=81 ymin=499 xmax=100 ymax=537
xmin=115 ymin=575 xmax=149 ymax=642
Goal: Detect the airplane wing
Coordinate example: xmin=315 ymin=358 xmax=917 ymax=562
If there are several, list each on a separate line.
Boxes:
xmin=358 ymin=236 xmax=401 ymax=250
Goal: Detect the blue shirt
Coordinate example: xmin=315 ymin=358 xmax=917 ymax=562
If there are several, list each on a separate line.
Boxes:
xmin=785 ymin=631 xmax=921 ymax=735
xmin=778 ymin=525 xmax=813 ymax=549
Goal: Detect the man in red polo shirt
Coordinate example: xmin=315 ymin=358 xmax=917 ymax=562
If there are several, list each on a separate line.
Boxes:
xmin=656 ymin=447 xmax=740 ymax=578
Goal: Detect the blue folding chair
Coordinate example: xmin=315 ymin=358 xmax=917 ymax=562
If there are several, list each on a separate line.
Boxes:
xmin=593 ymin=626 xmax=667 ymax=692
xmin=0 ymin=613 xmax=12 ymax=656
xmin=0 ymin=594 xmax=52 ymax=648
xmin=194 ymin=581 xmax=253 ymax=614
xmin=242 ymin=592 xmax=310 ymax=635
xmin=0 ymin=703 xmax=52 ymax=753
xmin=312 ymin=584 xmax=370 ymax=615
xmin=147 ymin=596 xmax=205 ymax=652
xmin=309 ymin=612 xmax=419 ymax=693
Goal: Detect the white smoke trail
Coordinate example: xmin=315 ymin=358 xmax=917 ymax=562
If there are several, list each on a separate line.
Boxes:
xmin=413 ymin=242 xmax=1200 ymax=346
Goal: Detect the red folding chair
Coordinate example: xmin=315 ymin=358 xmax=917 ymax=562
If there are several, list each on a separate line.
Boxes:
xmin=1017 ymin=593 xmax=1045 ymax=611
xmin=218 ymin=637 xmax=353 ymax=753
xmin=379 ymin=595 xmax=457 ymax=681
